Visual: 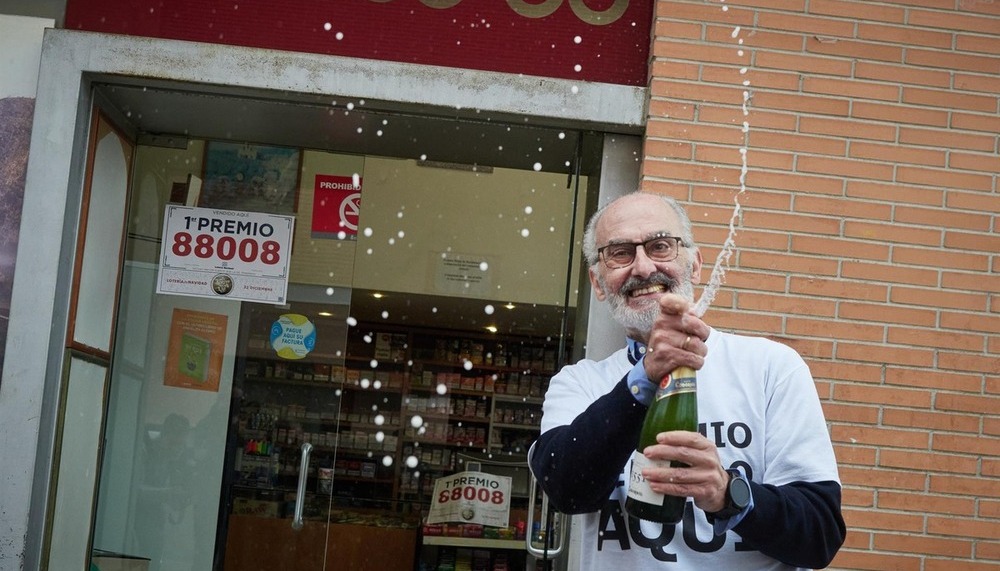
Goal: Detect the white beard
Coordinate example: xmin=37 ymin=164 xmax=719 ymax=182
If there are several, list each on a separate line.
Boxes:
xmin=601 ymin=266 xmax=695 ymax=337
xmin=606 ymin=293 xmax=659 ymax=336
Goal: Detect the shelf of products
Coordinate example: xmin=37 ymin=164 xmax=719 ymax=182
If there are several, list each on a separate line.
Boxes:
xmin=423 ymin=536 xmax=525 ymax=549
xmin=421 ymin=546 xmax=522 ymax=571
xmin=228 ymin=312 xmax=567 ymax=559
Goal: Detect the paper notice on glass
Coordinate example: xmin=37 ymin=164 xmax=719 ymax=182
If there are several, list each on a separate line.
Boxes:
xmin=164 ymin=308 xmax=228 ymax=392
xmin=426 ymin=471 xmax=512 ymax=528
xmin=432 ymin=252 xmax=491 ymax=297
xmin=156 ymin=205 xmax=294 ymax=304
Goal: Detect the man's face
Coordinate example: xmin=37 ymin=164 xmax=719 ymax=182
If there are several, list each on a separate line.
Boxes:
xmin=588 ymin=195 xmax=702 ymax=337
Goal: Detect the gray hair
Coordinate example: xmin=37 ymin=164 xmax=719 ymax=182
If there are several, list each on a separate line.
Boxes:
xmin=581 ymin=192 xmax=697 ymax=268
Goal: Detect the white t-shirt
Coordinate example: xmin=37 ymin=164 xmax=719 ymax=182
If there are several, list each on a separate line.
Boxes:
xmin=538 ymin=329 xmax=841 ymax=571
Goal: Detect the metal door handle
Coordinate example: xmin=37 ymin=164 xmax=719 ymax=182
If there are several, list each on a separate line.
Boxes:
xmin=291 ymin=442 xmax=313 ymax=530
xmin=526 ymin=473 xmax=566 ymax=559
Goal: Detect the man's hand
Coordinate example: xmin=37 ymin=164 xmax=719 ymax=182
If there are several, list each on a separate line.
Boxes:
xmin=643 ymin=293 xmax=710 ymax=381
xmin=640 ymin=430 xmax=729 ymax=513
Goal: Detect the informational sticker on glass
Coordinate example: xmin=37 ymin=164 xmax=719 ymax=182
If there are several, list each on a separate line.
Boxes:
xmin=157 ymin=205 xmax=294 ymax=304
xmin=270 ymin=314 xmax=316 ymax=360
xmin=426 ymin=470 xmax=512 ymax=528
xmin=433 ymin=252 xmax=492 ymax=297
xmin=312 ymin=174 xmax=361 ymax=239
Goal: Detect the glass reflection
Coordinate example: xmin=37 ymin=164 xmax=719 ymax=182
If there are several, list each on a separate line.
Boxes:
xmin=90 ymin=82 xmax=587 ymax=571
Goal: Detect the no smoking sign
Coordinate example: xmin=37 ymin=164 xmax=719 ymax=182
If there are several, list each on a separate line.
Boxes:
xmin=312 ymin=174 xmax=362 ymax=239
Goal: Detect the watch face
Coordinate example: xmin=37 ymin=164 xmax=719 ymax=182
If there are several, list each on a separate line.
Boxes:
xmin=730 ymin=475 xmax=752 ymax=507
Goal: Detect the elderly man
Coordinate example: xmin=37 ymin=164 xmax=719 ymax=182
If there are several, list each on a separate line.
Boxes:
xmin=530 ymin=192 xmax=845 ymax=570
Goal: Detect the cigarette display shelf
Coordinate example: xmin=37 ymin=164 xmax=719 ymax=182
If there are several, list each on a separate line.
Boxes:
xmin=422 ymin=536 xmax=525 ymax=549
xmin=230 ymin=315 xmax=566 ymax=558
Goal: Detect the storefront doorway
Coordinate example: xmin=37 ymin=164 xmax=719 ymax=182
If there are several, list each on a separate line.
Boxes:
xmin=6 ymin=31 xmax=645 ymax=571
xmin=86 ymin=79 xmax=595 ymax=570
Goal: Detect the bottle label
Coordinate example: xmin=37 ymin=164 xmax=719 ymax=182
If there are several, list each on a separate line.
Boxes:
xmin=626 ymin=451 xmax=668 ymax=505
xmin=654 ymin=369 xmax=697 ymax=402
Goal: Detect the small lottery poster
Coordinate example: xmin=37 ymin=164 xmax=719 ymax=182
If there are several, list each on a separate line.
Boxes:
xmin=426 ymin=471 xmax=512 ymax=528
xmin=156 ymin=205 xmax=294 ymax=304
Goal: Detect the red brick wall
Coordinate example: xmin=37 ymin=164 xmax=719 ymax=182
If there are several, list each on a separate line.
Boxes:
xmin=644 ymin=1 xmax=999 ymax=569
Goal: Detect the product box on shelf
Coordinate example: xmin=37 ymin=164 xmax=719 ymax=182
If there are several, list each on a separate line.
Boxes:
xmin=374 ymin=332 xmax=407 ymax=362
xmin=313 ymin=363 xmax=331 ymax=381
xmin=232 ymin=497 xmax=281 ymax=518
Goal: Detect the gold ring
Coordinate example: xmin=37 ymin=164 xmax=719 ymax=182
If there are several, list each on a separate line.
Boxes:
xmin=681 ymin=336 xmax=691 ymax=351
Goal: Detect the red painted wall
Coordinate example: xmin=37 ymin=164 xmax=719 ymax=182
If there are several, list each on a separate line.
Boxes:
xmin=64 ymin=0 xmax=653 ymax=86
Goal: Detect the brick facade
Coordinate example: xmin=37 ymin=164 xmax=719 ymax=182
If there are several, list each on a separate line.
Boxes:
xmin=645 ymin=2 xmax=999 ymax=568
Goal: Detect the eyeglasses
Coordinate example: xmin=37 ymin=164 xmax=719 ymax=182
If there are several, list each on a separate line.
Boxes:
xmin=597 ymin=236 xmax=685 ymax=269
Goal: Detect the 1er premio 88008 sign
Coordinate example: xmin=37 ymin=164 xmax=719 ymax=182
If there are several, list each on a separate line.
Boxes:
xmin=157 ymin=205 xmax=294 ymax=304
xmin=426 ymin=471 xmax=512 ymax=528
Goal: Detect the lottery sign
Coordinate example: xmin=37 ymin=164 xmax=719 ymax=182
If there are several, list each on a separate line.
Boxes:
xmin=157 ymin=205 xmax=294 ymax=304
xmin=426 ymin=470 xmax=512 ymax=528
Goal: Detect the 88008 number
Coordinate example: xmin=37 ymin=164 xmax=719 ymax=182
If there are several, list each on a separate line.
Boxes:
xmin=438 ymin=487 xmax=505 ymax=505
xmin=171 ymin=232 xmax=281 ymax=265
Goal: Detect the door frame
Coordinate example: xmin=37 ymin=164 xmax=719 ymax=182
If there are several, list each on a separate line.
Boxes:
xmin=1 ymin=28 xmax=645 ymax=570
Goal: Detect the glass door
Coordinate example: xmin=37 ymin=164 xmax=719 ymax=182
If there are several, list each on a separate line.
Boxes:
xmin=325 ymin=146 xmax=588 ymax=571
xmin=89 ymin=81 xmax=592 ymax=571
xmin=91 ymin=134 xmax=359 ymax=570
xmin=220 ymin=298 xmax=352 ymax=570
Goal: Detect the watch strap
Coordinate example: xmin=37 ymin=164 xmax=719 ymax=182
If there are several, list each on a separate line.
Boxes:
xmin=706 ymin=469 xmax=750 ymax=522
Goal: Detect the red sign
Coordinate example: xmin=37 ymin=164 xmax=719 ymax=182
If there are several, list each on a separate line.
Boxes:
xmin=64 ymin=0 xmax=652 ymax=86
xmin=312 ymin=174 xmax=361 ymax=238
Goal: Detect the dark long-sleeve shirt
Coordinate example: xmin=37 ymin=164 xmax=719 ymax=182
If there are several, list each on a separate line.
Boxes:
xmin=530 ymin=334 xmax=846 ymax=569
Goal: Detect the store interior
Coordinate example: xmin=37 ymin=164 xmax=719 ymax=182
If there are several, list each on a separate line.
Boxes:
xmin=86 ymin=79 xmax=602 ymax=570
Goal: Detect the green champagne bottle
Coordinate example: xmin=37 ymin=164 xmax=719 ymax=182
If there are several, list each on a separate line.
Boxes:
xmin=624 ymin=366 xmax=698 ymax=523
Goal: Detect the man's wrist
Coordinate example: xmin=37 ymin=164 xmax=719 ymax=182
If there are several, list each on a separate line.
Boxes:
xmin=626 ymin=358 xmax=656 ymax=406
xmin=706 ymin=468 xmax=753 ymax=527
